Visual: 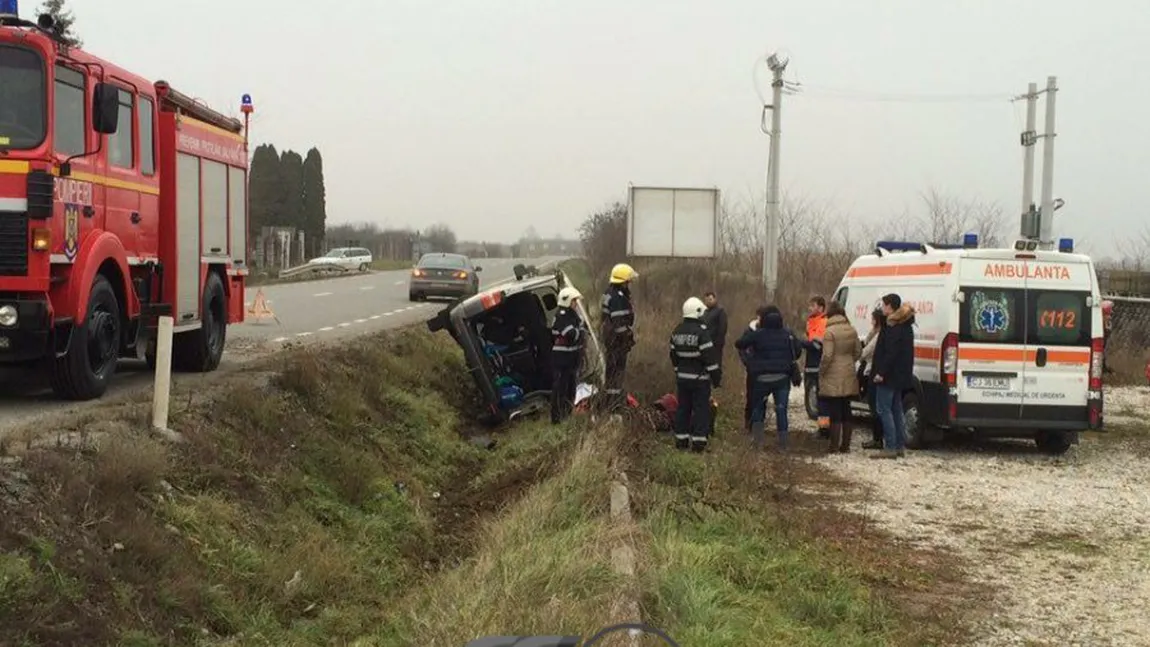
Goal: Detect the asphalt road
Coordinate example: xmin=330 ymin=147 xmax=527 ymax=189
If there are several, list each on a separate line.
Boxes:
xmin=0 ymin=257 xmax=558 ymax=432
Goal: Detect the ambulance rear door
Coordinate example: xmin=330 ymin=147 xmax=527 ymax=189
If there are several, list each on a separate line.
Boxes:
xmin=1020 ymin=260 xmax=1093 ymax=426
xmin=955 ymin=263 xmax=1028 ymax=422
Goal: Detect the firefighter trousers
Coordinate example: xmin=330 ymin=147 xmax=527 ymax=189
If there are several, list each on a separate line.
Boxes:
xmin=603 ymin=346 xmax=629 ymax=412
xmin=550 ymin=366 xmax=578 ymax=424
xmin=674 ymin=380 xmax=713 ymax=451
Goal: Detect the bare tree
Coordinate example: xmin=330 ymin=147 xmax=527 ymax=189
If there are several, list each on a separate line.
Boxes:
xmin=913 ymin=187 xmax=1008 ymax=246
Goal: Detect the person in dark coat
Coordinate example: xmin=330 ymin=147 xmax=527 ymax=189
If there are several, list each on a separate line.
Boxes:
xmin=858 ymin=308 xmax=887 ymax=449
xmin=742 ymin=306 xmax=768 ymax=431
xmin=600 ymin=263 xmax=638 ymax=412
xmin=870 ymin=293 xmax=916 ymax=459
xmin=735 ymin=305 xmax=802 ymax=451
xmin=702 ymin=291 xmax=729 ymax=369
xmin=549 ymin=287 xmax=587 ymax=424
xmin=669 ymin=297 xmax=722 ymax=452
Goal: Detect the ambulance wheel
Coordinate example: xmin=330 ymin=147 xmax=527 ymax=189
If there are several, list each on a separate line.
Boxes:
xmin=49 ymin=274 xmax=121 ymax=401
xmin=172 ymin=272 xmax=227 ymax=373
xmin=903 ymin=391 xmax=930 ymax=449
xmin=1036 ymin=430 xmax=1072 ymax=455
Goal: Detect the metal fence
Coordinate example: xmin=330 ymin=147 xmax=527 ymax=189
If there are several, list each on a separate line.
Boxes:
xmin=1105 ymin=295 xmax=1150 ymax=382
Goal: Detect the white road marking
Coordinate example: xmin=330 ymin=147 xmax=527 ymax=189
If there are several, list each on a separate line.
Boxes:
xmin=370 ymin=315 xmax=381 ymax=320
xmin=314 ymin=292 xmax=333 ymax=297
xmin=319 ymin=326 xmax=334 ymax=332
xmin=295 ymin=332 xmax=312 ymax=337
xmin=272 ymin=336 xmax=288 ymax=343
xmin=338 ymin=322 xmax=351 ymax=328
xmin=355 ymin=318 xmax=367 ymax=324
xmin=360 ymin=286 xmax=374 ymax=291
xmin=384 ymin=312 xmax=394 ymax=316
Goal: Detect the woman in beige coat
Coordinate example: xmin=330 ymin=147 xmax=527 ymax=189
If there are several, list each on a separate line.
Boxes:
xmin=818 ymin=301 xmax=862 ymax=452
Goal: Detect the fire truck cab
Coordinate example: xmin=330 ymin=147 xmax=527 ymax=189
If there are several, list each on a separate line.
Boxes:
xmin=0 ymin=4 xmax=249 ymax=400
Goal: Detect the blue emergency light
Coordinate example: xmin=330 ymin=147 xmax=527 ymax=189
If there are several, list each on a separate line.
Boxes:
xmin=1058 ymin=238 xmax=1074 ymax=253
xmin=0 ymin=0 xmax=19 ymax=19
xmin=962 ymin=233 xmax=978 ymax=249
xmin=240 ymin=93 xmax=253 ymax=114
xmin=875 ymin=240 xmax=923 ymax=252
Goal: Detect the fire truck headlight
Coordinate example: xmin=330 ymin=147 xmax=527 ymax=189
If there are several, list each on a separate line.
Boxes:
xmin=31 ymin=228 xmax=50 ymax=251
xmin=0 ymin=305 xmax=17 ymax=328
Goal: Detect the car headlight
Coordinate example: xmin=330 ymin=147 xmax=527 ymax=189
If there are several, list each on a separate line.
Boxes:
xmin=0 ymin=304 xmax=17 ymax=327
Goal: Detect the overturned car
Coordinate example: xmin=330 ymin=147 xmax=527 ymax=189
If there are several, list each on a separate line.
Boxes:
xmin=427 ymin=267 xmax=605 ymax=424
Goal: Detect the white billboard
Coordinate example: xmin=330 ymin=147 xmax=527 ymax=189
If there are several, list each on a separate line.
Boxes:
xmin=626 ymin=186 xmax=719 ymax=258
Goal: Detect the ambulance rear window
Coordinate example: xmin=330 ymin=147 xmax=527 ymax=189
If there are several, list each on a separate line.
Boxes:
xmin=962 ymin=289 xmax=1023 ymax=344
xmin=959 ymin=288 xmax=1092 ymax=346
xmin=1032 ymin=291 xmax=1091 ymax=346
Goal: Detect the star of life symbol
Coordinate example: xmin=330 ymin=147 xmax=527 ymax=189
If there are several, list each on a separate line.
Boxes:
xmin=972 ymin=293 xmax=1009 ymax=335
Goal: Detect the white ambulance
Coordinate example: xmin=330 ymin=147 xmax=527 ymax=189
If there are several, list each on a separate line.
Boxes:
xmin=831 ymin=235 xmax=1104 ymax=454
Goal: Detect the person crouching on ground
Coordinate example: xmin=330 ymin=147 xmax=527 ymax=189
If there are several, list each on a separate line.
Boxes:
xmin=735 ymin=305 xmax=802 ymax=451
xmin=871 ymin=293 xmax=916 ymax=459
xmin=549 ymin=287 xmax=586 ymax=424
xmin=818 ymin=300 xmax=861 ymax=453
xmin=858 ymin=307 xmax=886 ymax=449
xmin=669 ymin=297 xmax=722 ymax=452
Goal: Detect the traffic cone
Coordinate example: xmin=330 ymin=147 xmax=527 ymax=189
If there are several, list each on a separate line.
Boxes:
xmin=247 ymin=288 xmax=279 ymax=324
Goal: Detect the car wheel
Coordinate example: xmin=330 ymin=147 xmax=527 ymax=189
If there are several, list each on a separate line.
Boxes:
xmin=409 ymin=292 xmax=419 ymax=302
xmin=1036 ymin=430 xmax=1072 ymax=455
xmin=359 ymin=263 xmax=369 ymax=272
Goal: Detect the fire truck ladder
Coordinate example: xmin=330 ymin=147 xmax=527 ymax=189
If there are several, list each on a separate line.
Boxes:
xmin=154 ymin=81 xmax=243 ymax=134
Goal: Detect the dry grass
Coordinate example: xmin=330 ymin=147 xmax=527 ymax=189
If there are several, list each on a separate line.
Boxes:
xmin=0 ymin=328 xmax=585 ymax=647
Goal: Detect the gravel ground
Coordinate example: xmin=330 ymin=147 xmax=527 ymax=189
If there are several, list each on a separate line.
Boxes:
xmin=807 ymin=386 xmax=1150 ymax=646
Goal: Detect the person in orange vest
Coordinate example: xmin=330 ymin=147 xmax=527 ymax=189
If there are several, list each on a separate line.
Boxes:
xmin=803 ymin=295 xmax=831 ymax=435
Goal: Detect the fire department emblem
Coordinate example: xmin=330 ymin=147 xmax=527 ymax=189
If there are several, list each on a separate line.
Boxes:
xmin=63 ymin=204 xmax=80 ymax=261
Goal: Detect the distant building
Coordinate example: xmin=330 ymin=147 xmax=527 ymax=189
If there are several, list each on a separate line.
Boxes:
xmin=517 ymin=237 xmax=579 ymax=257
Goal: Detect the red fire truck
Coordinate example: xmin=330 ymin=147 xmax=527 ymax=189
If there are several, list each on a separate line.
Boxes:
xmin=0 ymin=4 xmax=250 ymax=400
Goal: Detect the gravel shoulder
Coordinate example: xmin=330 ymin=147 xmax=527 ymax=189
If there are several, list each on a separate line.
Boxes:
xmin=812 ymin=386 xmax=1150 ymax=646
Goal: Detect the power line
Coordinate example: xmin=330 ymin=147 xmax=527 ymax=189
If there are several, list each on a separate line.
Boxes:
xmin=783 ymin=81 xmax=1015 ymax=104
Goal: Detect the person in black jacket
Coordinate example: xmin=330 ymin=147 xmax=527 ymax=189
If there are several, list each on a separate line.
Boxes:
xmin=870 ymin=293 xmax=916 ymax=459
xmin=600 ymin=263 xmax=638 ymax=412
xmin=550 ymin=287 xmax=587 ymax=424
xmin=702 ymin=291 xmax=729 ymax=369
xmin=735 ymin=305 xmax=802 ymax=451
xmin=669 ymin=297 xmax=722 ymax=452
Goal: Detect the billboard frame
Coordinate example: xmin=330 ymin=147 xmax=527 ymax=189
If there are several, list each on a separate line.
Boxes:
xmin=626 ymin=185 xmax=720 ymax=259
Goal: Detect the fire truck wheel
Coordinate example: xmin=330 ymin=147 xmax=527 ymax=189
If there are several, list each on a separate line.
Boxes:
xmin=172 ymin=272 xmax=227 ymax=372
xmin=49 ymin=274 xmax=121 ymax=400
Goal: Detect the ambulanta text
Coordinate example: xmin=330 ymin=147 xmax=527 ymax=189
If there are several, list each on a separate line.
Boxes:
xmin=983 ymin=263 xmax=1071 ymax=280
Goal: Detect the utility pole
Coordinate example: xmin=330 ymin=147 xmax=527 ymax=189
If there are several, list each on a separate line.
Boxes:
xmin=1037 ymin=75 xmax=1058 ymax=248
xmin=1019 ymin=82 xmax=1038 ymax=235
xmin=762 ymin=52 xmax=788 ymax=304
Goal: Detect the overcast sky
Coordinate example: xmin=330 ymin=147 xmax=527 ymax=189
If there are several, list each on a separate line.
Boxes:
xmin=66 ymin=0 xmax=1148 ymax=252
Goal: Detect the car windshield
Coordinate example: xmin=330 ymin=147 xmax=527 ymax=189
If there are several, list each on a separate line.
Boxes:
xmin=0 ymin=45 xmax=46 ymax=150
xmin=321 ymin=250 xmax=345 ymax=258
xmin=419 ymin=254 xmax=468 ymax=269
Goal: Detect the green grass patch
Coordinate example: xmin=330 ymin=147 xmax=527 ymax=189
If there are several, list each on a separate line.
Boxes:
xmin=0 ymin=328 xmax=585 ymax=647
xmin=631 ymin=402 xmax=969 ymax=646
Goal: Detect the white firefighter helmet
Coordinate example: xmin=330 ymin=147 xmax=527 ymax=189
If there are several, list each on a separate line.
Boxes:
xmin=558 ymin=286 xmax=582 ymax=308
xmin=682 ymin=296 xmax=706 ymax=319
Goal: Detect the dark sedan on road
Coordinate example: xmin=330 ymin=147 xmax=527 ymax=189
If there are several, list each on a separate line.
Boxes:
xmin=409 ymin=253 xmax=482 ymax=301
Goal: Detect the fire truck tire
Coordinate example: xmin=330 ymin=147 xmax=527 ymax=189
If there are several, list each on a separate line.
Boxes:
xmin=49 ymin=274 xmax=121 ymax=400
xmin=172 ymin=272 xmax=227 ymax=373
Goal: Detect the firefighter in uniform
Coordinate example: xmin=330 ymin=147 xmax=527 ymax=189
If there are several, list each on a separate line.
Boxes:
xmin=600 ymin=263 xmax=638 ymax=412
xmin=670 ymin=297 xmax=722 ymax=452
xmin=803 ymin=296 xmax=831 ymax=435
xmin=550 ymin=287 xmax=586 ymax=424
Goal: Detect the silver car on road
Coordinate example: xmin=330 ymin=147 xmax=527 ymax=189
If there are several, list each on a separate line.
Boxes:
xmin=408 ymin=253 xmax=482 ymax=301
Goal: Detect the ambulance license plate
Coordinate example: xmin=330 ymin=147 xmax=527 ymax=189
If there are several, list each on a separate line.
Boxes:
xmin=967 ymin=376 xmax=1010 ymax=390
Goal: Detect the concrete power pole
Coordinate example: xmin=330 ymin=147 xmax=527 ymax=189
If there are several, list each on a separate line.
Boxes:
xmin=762 ymin=53 xmax=788 ymax=304
xmin=1019 ymin=82 xmax=1039 ymax=236
xmin=1037 ymin=75 xmax=1058 ymax=248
